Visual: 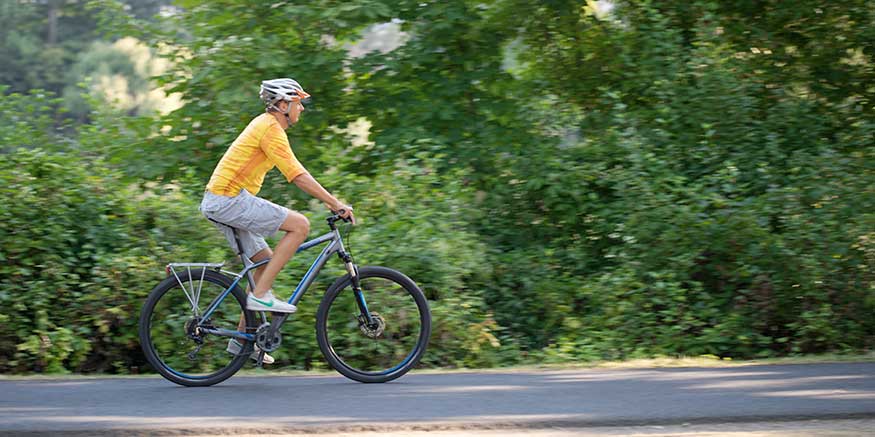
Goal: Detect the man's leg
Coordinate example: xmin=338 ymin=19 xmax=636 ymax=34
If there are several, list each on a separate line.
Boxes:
xmin=237 ymin=247 xmax=272 ymax=331
xmin=248 ymin=248 xmax=273 ymax=292
xmin=230 ymin=247 xmax=279 ymax=363
xmin=251 ymin=211 xmax=310 ymax=297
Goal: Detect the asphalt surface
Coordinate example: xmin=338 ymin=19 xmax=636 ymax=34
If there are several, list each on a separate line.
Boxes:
xmin=1 ymin=362 xmax=874 ymax=435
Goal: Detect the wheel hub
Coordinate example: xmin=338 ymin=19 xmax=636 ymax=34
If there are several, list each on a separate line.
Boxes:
xmin=184 ymin=317 xmax=204 ymax=342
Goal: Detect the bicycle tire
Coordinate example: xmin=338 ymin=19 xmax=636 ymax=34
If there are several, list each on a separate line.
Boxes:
xmin=316 ymin=266 xmax=431 ymax=383
xmin=139 ymin=268 xmax=255 ymax=387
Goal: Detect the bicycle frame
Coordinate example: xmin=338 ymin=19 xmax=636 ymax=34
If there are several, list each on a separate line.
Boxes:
xmin=170 ymin=221 xmax=367 ymax=343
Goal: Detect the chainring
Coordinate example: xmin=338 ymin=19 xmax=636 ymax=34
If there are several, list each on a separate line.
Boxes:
xmin=255 ymin=322 xmax=282 ymax=352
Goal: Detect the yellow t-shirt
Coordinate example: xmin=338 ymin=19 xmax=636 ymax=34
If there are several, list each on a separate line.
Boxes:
xmin=206 ymin=113 xmax=307 ymax=196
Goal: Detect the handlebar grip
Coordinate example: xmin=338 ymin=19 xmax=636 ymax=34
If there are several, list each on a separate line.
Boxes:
xmin=333 ymin=209 xmax=352 ymax=223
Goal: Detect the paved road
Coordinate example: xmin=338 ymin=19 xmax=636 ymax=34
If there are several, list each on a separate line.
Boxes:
xmin=1 ymin=362 xmax=874 ymax=435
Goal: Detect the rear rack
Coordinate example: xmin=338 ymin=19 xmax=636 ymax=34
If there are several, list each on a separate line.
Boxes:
xmin=167 ymin=262 xmax=225 ymax=270
xmin=165 ymin=262 xmax=226 ymax=316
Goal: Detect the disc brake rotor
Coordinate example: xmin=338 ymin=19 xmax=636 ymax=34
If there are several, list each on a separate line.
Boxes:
xmin=359 ymin=312 xmax=386 ymax=339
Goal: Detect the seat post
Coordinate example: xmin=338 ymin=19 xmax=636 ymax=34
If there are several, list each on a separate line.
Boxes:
xmin=232 ymin=228 xmax=245 ymax=258
xmin=207 ymin=217 xmax=247 ymax=259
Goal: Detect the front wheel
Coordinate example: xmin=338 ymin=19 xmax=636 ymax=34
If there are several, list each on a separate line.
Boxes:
xmin=316 ymin=266 xmax=431 ymax=383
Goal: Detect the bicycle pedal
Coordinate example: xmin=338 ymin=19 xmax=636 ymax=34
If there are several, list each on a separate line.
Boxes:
xmin=255 ymin=350 xmax=266 ymax=368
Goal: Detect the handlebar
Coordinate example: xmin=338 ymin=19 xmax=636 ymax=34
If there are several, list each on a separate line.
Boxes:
xmin=327 ymin=209 xmax=352 ymax=228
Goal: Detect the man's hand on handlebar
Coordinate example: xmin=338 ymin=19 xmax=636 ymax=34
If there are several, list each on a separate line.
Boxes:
xmin=333 ymin=204 xmax=355 ymax=224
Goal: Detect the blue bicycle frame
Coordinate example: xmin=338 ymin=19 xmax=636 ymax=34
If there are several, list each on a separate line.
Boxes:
xmin=176 ymin=222 xmax=366 ymax=342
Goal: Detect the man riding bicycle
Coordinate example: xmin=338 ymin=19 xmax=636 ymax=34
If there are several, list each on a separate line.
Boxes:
xmin=199 ymin=78 xmax=355 ymax=363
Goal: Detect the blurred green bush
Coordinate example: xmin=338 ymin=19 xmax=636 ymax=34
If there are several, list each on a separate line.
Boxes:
xmin=0 ymin=147 xmax=220 ymax=372
xmin=2 ymin=0 xmax=874 ymax=374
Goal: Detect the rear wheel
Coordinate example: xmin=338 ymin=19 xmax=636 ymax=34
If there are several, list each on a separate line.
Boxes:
xmin=316 ymin=266 xmax=431 ymax=383
xmin=139 ymin=268 xmax=256 ymax=387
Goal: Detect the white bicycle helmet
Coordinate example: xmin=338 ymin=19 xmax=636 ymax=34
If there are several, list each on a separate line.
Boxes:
xmin=259 ymin=78 xmax=310 ymax=124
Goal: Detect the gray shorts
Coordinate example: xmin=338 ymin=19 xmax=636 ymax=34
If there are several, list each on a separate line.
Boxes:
xmin=199 ymin=189 xmax=289 ymax=258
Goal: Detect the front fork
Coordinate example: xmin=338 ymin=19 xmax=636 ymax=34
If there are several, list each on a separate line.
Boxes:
xmin=339 ymin=251 xmax=375 ymax=327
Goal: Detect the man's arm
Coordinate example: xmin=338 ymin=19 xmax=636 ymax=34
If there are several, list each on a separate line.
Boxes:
xmin=293 ymin=173 xmax=355 ymax=223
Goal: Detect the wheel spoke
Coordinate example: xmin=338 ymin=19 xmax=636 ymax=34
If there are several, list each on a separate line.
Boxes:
xmin=191 ymin=267 xmax=208 ymax=316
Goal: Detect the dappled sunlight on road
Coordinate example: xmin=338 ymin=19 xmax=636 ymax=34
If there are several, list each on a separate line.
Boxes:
xmin=754 ymin=390 xmax=875 ymax=401
xmin=542 ymin=370 xmax=782 ymax=384
xmin=421 ymin=384 xmax=529 ymax=393
xmin=0 ymin=381 xmax=99 ymax=388
xmin=0 ymin=407 xmax=64 ymax=413
xmin=687 ymin=375 xmax=869 ymax=390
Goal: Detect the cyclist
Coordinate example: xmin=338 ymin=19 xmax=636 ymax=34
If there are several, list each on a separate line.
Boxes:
xmin=199 ymin=78 xmax=355 ymax=363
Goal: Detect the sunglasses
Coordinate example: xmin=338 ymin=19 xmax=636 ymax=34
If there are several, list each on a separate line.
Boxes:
xmin=292 ymin=90 xmax=312 ymax=106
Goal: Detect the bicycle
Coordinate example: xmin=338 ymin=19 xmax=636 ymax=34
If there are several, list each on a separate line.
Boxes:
xmin=138 ymin=213 xmax=431 ymax=387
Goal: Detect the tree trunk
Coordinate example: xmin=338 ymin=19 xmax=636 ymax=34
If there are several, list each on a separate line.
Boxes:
xmin=47 ymin=0 xmax=59 ymax=45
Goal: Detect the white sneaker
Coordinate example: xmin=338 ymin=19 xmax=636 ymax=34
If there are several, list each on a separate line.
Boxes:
xmin=246 ymin=290 xmax=297 ymax=313
xmin=226 ymin=339 xmax=275 ymax=364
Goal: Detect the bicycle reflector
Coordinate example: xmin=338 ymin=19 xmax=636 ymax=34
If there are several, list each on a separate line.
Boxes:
xmin=165 ymin=265 xmax=171 ymax=275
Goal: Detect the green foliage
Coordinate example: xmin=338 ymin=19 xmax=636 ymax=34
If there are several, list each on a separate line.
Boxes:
xmin=104 ymin=0 xmax=380 ymax=184
xmin=2 ymin=0 xmax=874 ymax=374
xmin=348 ymin=0 xmax=533 ymax=181
xmin=0 ymin=1 xmax=95 ymax=96
xmin=473 ymin=0 xmax=875 ymax=358
xmin=0 ymin=147 xmax=225 ymax=372
xmin=0 ymin=88 xmax=71 ymax=153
